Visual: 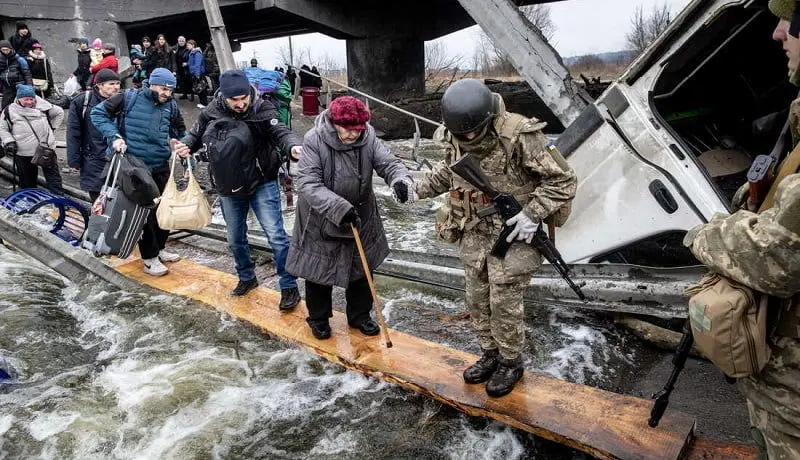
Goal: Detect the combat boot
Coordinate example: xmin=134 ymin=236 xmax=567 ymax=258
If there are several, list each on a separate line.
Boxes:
xmin=463 ymin=348 xmax=499 ymax=384
xmin=486 ymin=356 xmax=524 ymax=397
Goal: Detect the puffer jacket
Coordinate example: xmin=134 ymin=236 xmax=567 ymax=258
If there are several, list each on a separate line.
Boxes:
xmin=285 ymin=109 xmax=411 ymax=287
xmin=0 ymin=97 xmax=64 ymax=157
xmin=91 ymin=87 xmax=186 ymax=168
xmin=0 ymin=51 xmax=32 ymax=89
xmin=188 ymin=49 xmax=204 ymax=77
xmin=9 ymin=34 xmax=34 ymax=57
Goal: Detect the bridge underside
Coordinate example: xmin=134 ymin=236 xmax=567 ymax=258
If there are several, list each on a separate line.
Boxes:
xmin=1 ymin=0 xmax=563 ymax=99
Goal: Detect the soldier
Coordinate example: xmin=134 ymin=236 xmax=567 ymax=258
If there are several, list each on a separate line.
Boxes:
xmin=683 ymin=1 xmax=800 ymax=457
xmin=415 ymin=79 xmax=576 ymax=397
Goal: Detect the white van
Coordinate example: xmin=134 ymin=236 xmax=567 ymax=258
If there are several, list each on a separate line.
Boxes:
xmin=556 ymin=0 xmax=794 ymax=265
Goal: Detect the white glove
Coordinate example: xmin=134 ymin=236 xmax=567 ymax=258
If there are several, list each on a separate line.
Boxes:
xmin=390 ymin=176 xmax=418 ymax=204
xmin=506 ymin=212 xmax=539 ymax=244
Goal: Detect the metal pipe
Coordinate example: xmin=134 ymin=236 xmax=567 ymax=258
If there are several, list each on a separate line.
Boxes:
xmin=202 ymin=0 xmax=237 ymax=72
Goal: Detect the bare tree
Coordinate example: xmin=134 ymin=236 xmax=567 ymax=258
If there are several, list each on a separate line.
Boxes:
xmin=475 ymin=3 xmax=556 ymax=76
xmin=521 ymin=5 xmax=556 ymax=41
xmin=626 ymin=3 xmax=672 ymax=55
xmin=425 ymin=41 xmax=466 ymax=90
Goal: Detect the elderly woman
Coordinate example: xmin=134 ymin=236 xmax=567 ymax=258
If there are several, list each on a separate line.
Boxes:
xmin=287 ymin=96 xmax=416 ymax=339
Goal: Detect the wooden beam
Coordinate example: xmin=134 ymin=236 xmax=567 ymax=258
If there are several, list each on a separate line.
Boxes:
xmin=114 ymin=257 xmax=701 ymax=459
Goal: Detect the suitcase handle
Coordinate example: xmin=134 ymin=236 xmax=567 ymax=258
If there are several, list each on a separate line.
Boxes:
xmin=103 ymin=145 xmax=127 ymax=191
xmin=113 ymin=209 xmax=127 ymax=239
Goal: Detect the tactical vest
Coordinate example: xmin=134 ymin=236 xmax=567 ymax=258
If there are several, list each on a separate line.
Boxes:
xmin=436 ymin=112 xmax=543 ymax=240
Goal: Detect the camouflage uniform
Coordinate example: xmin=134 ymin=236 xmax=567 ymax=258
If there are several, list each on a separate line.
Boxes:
xmin=686 ymin=97 xmax=800 ymax=460
xmin=415 ymin=97 xmax=577 ymax=360
xmin=687 ymin=2 xmax=800 ymax=456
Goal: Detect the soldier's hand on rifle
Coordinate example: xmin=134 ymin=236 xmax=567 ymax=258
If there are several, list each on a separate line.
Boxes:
xmin=391 ymin=177 xmax=417 ymax=204
xmin=506 ymin=212 xmax=539 ymax=244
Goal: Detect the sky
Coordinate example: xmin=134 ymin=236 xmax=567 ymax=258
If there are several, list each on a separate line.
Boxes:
xmin=234 ymin=0 xmax=694 ymax=68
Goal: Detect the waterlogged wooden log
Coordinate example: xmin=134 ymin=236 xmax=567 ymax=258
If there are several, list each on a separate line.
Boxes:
xmin=113 ymin=258 xmax=754 ymax=460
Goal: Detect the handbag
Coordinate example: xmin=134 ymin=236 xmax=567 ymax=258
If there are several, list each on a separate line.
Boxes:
xmin=156 ymin=154 xmax=212 ymax=230
xmin=32 ymin=78 xmax=49 ymax=92
xmin=20 ymin=115 xmax=56 ymax=168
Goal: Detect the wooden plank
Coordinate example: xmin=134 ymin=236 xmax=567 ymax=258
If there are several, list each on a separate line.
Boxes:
xmin=114 ymin=258 xmax=699 ymax=460
xmin=685 ymin=437 xmax=758 ymax=459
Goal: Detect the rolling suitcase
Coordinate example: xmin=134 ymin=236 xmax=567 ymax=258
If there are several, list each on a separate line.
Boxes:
xmin=81 ymin=149 xmax=151 ymax=258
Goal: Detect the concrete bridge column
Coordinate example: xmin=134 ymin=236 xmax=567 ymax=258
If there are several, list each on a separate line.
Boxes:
xmin=346 ymin=36 xmax=424 ymax=99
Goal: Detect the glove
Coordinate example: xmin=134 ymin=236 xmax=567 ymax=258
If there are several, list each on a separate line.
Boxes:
xmin=3 ymin=142 xmax=17 ymax=155
xmin=505 ymin=212 xmax=539 ymax=244
xmin=391 ymin=177 xmax=418 ymax=204
xmin=341 ymin=208 xmax=361 ymax=228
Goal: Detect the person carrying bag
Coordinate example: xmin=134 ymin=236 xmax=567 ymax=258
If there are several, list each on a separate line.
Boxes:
xmin=156 ymin=153 xmax=211 ymax=230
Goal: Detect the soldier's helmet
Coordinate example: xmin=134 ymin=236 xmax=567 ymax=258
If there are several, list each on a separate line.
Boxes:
xmin=441 ymin=78 xmax=499 ymax=135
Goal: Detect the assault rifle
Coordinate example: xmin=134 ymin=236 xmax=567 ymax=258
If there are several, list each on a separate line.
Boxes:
xmin=450 ymin=154 xmax=585 ymax=301
xmin=648 ymin=322 xmax=693 ymax=427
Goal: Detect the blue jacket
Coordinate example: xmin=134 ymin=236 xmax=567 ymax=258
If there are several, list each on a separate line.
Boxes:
xmin=67 ymin=89 xmax=110 ymax=192
xmin=188 ymin=49 xmax=205 ymax=78
xmin=90 ymin=87 xmax=186 ymax=169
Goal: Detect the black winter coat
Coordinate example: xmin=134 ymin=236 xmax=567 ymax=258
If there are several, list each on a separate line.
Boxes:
xmin=66 ymin=89 xmax=110 ymax=193
xmin=180 ymin=86 xmax=301 ymax=187
xmin=174 ymin=45 xmax=189 ymax=75
xmin=148 ymin=47 xmax=176 ymax=73
xmin=0 ymin=51 xmax=32 ymax=89
xmin=74 ymin=49 xmax=91 ymax=81
xmin=9 ymin=33 xmax=34 ymax=56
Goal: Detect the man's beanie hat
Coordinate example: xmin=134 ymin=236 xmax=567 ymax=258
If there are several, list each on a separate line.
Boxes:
xmin=769 ymin=0 xmax=795 ymax=20
xmin=328 ymin=96 xmax=370 ymax=130
xmin=78 ymin=38 xmax=89 ymax=46
xmin=0 ymin=41 xmax=11 ymax=50
xmin=15 ymin=84 xmax=35 ymax=99
xmin=148 ymin=67 xmax=176 ymax=88
xmin=16 ymin=22 xmax=27 ymax=31
xmin=95 ymin=68 xmax=121 ymax=85
xmin=219 ymin=70 xmax=252 ymax=98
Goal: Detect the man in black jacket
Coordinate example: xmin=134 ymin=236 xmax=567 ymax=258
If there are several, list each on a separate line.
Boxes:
xmin=173 ymin=70 xmax=304 ymax=309
xmin=9 ymin=23 xmax=34 ymax=57
xmin=0 ymin=41 xmax=33 ymax=110
xmin=66 ymin=69 xmax=121 ymax=202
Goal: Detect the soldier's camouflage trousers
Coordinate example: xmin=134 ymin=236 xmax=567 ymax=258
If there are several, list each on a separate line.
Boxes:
xmin=459 ymin=231 xmax=541 ymax=361
xmin=738 ymin=337 xmax=800 ymax=459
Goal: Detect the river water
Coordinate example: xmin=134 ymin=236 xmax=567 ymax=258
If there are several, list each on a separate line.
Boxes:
xmin=0 ymin=141 xmax=658 ymax=459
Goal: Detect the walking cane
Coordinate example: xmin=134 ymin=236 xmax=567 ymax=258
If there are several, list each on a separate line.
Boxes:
xmin=351 ymin=224 xmax=393 ymax=348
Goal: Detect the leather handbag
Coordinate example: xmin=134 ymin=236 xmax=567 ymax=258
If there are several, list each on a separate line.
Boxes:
xmin=21 ymin=116 xmax=56 ymax=168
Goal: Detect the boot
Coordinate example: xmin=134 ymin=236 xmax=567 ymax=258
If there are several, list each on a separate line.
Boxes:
xmin=308 ymin=321 xmax=331 ymax=340
xmin=189 ymin=94 xmax=195 ymax=102
xmin=463 ymin=348 xmax=499 ymax=384
xmin=350 ymin=319 xmax=380 ymax=336
xmin=231 ymin=278 xmax=258 ymax=296
xmin=486 ymin=356 xmax=524 ymax=397
xmin=279 ymin=287 xmax=301 ymax=311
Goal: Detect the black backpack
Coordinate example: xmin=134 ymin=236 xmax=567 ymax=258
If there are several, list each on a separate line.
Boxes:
xmin=202 ymin=118 xmax=263 ymax=197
